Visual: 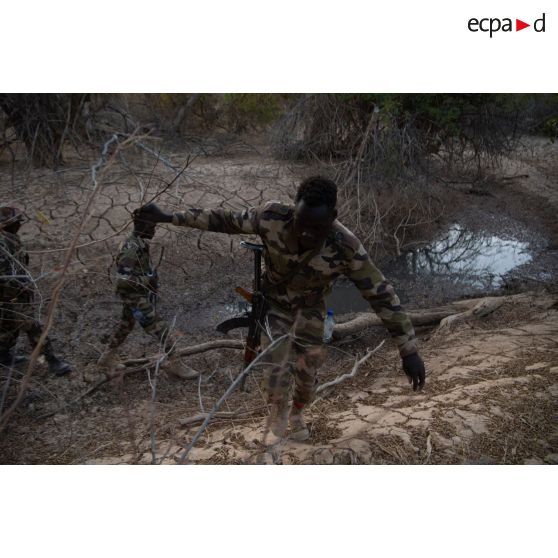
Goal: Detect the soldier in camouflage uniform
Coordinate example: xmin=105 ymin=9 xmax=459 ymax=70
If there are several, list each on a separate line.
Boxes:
xmin=0 ymin=207 xmax=71 ymax=375
xmin=138 ymin=177 xmax=425 ymax=443
xmin=97 ymin=207 xmax=199 ymax=380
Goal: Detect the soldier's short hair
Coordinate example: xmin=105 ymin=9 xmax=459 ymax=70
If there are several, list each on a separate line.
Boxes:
xmin=296 ymin=176 xmax=337 ymax=212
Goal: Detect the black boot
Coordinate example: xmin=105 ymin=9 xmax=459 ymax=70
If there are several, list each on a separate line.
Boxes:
xmin=40 ymin=337 xmax=72 ymax=376
xmin=46 ymin=355 xmax=72 ymax=376
xmin=0 ymin=350 xmax=27 ymax=367
xmin=0 ymin=350 xmax=14 ymax=367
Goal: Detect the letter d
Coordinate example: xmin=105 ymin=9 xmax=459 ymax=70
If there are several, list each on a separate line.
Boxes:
xmin=534 ymin=13 xmax=545 ymax=32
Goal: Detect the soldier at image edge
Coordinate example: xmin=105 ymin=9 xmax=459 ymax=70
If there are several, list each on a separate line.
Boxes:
xmin=0 ymin=206 xmax=71 ymax=376
xmin=96 ymin=207 xmax=199 ymax=381
xmin=137 ymin=176 xmax=426 ymax=445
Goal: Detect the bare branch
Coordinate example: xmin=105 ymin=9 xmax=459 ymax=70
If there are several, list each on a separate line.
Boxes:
xmin=179 ymin=406 xmax=267 ymax=427
xmin=0 ymin=133 xmax=137 ymax=432
xmin=121 ymin=339 xmax=244 ymax=368
xmin=316 ymin=340 xmax=385 ymax=395
xmin=176 ymin=333 xmax=290 ymax=464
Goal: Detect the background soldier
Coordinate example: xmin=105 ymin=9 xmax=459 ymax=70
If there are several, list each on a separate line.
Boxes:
xmin=97 ymin=206 xmax=199 ymax=380
xmin=138 ymin=177 xmax=426 ymax=444
xmin=0 ymin=206 xmax=71 ymax=375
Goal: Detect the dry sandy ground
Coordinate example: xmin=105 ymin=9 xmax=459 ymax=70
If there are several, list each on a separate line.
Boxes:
xmin=77 ymin=292 xmax=558 ymax=465
xmin=0 ymin=136 xmax=557 ymax=464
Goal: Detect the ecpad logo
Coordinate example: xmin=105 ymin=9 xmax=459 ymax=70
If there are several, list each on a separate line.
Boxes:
xmin=468 ymin=13 xmax=546 ymax=37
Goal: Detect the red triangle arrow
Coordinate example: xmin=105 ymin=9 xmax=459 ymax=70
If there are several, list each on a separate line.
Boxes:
xmin=516 ymin=19 xmax=530 ymax=31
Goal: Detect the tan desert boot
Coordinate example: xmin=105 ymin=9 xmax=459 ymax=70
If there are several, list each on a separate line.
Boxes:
xmin=263 ymin=400 xmax=290 ymax=446
xmin=96 ymin=347 xmax=123 ymax=377
xmin=289 ymin=402 xmax=310 ymax=441
xmin=163 ymin=355 xmax=200 ymax=380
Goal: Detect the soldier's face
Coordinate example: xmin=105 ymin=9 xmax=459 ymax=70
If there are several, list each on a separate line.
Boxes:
xmin=294 ymin=201 xmax=336 ymax=251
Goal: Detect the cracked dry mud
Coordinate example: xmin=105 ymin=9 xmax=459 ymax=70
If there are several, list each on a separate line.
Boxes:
xmin=0 ymin=139 xmax=557 ymax=464
xmin=161 ymin=293 xmax=557 ymax=465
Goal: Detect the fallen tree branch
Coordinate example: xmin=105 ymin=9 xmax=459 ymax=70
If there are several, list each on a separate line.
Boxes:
xmin=316 ymin=340 xmax=385 ymax=394
xmin=179 ymin=406 xmax=267 ymax=427
xmin=332 ymin=296 xmax=507 ymax=339
xmin=333 ymin=308 xmax=452 ymax=338
xmin=33 ymin=364 xmax=151 ymax=421
xmin=121 ymin=339 xmax=244 ymax=367
xmin=501 ymin=174 xmax=529 ymax=180
xmin=35 ymin=340 xmax=245 ymax=420
xmin=436 ymin=297 xmax=505 ymax=330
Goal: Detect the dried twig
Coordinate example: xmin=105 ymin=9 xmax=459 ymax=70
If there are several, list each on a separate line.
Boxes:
xmin=501 ymin=174 xmax=529 ymax=180
xmin=141 ymin=155 xmax=196 ymax=208
xmin=122 ymin=339 xmax=244 ymax=368
xmin=179 ymin=406 xmax=267 ymax=427
xmin=26 ymin=220 xmax=133 ymax=255
xmin=176 ymin=333 xmax=290 ymax=464
xmin=149 ymin=317 xmax=179 ymax=464
xmin=34 ymin=339 xmax=244 ymax=420
xmin=316 ymin=340 xmax=385 ymax=395
xmin=0 ymin=133 xmax=137 ymax=432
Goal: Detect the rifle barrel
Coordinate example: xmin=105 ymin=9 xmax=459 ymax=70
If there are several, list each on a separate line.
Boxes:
xmin=254 ymin=250 xmax=262 ymax=292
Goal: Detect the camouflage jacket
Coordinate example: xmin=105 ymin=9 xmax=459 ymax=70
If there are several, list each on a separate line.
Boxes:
xmin=115 ymin=233 xmax=155 ymax=295
xmin=172 ymin=201 xmax=417 ymax=356
xmin=0 ymin=230 xmax=32 ymax=302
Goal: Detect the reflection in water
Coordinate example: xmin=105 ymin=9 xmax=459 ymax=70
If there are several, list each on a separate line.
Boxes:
xmin=327 ymin=223 xmax=535 ymax=313
xmin=405 ymin=224 xmax=532 ymax=287
xmin=214 ymin=224 xmax=535 ymax=318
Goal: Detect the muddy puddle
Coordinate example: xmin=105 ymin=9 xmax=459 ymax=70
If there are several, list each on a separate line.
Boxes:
xmin=404 ymin=224 xmax=532 ymax=281
xmin=190 ymin=215 xmax=551 ymax=327
xmin=327 ymin=216 xmax=552 ymax=313
xmin=371 ymin=218 xmax=550 ymax=309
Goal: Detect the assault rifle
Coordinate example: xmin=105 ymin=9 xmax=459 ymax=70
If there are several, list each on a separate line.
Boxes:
xmin=216 ymin=241 xmax=267 ymax=389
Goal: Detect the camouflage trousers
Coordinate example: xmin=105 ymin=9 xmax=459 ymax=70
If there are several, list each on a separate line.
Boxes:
xmin=259 ymin=305 xmax=326 ymax=406
xmin=106 ymin=293 xmax=181 ymax=353
xmin=0 ymin=300 xmax=56 ymax=358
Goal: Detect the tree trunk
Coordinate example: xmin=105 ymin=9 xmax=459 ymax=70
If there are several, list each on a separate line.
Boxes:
xmin=333 ymin=296 xmax=506 ymax=339
xmin=0 ymin=94 xmax=88 ymax=168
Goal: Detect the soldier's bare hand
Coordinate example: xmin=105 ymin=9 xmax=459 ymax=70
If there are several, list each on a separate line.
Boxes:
xmin=402 ymin=352 xmax=425 ymax=391
xmin=135 ymin=203 xmax=173 ymax=224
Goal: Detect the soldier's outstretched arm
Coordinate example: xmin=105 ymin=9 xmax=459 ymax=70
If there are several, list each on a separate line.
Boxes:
xmin=137 ymin=202 xmax=260 ymax=235
xmin=345 ymin=242 xmax=426 ymax=391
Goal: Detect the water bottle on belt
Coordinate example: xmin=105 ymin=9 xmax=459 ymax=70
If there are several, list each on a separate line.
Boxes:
xmin=323 ymin=309 xmax=335 ymax=343
xmin=132 ymin=308 xmax=146 ymax=325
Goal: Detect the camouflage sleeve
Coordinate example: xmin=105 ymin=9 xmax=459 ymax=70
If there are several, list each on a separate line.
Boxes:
xmin=0 ymin=241 xmax=12 ymax=284
xmin=0 ymin=236 xmax=29 ymax=278
xmin=345 ymin=243 xmax=418 ymax=357
xmin=115 ymin=243 xmax=151 ymax=292
xmin=171 ymin=207 xmax=260 ymax=235
xmin=0 ymin=237 xmax=32 ymax=299
xmin=0 ymin=238 xmax=10 ymax=275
